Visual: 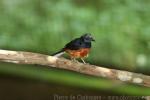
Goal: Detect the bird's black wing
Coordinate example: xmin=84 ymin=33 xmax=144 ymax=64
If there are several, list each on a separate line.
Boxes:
xmin=64 ymin=38 xmax=82 ymax=50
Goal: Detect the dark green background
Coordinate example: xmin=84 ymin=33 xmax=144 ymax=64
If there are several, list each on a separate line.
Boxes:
xmin=0 ymin=0 xmax=150 ymax=98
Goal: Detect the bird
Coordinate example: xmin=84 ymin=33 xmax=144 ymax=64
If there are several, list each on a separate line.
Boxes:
xmin=51 ymin=33 xmax=95 ymax=64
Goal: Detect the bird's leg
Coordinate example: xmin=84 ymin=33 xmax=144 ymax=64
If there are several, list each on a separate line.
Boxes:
xmin=71 ymin=57 xmax=79 ymax=63
xmin=81 ymin=58 xmax=86 ymax=64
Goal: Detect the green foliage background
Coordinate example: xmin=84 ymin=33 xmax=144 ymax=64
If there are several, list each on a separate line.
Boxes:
xmin=0 ymin=0 xmax=150 ymax=74
xmin=0 ymin=0 xmax=150 ymax=96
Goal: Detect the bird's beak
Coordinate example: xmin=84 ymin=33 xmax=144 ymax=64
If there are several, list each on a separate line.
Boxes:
xmin=92 ymin=38 xmax=95 ymax=41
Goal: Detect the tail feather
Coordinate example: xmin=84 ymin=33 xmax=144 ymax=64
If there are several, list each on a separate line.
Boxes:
xmin=51 ymin=49 xmax=65 ymax=57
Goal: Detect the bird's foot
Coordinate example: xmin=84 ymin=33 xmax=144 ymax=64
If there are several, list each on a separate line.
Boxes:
xmin=71 ymin=58 xmax=79 ymax=63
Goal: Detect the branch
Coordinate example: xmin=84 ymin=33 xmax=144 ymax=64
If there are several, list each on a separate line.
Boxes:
xmin=0 ymin=49 xmax=149 ymax=87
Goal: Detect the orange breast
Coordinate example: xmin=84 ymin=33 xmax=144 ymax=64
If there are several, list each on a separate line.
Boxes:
xmin=65 ymin=48 xmax=90 ymax=58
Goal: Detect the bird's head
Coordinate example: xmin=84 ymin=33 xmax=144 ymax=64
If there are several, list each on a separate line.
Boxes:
xmin=81 ymin=33 xmax=95 ymax=43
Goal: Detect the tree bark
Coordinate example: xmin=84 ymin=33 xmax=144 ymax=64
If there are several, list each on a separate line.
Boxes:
xmin=0 ymin=49 xmax=149 ymax=87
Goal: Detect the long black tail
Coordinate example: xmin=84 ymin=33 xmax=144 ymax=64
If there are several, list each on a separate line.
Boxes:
xmin=51 ymin=49 xmax=65 ymax=57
